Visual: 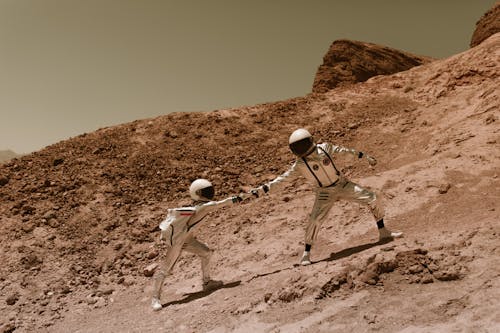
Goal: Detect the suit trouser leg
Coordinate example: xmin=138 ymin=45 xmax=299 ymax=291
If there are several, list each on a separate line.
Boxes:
xmin=336 ymin=180 xmax=385 ymax=221
xmin=152 ymin=242 xmax=184 ymax=300
xmin=305 ymin=189 xmax=336 ymax=246
xmin=182 ymin=235 xmax=212 ymax=283
xmin=304 ymin=180 xmax=384 ymax=247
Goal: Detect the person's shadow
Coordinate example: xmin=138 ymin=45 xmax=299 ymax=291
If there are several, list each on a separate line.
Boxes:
xmin=159 ymin=239 xmax=393 ymax=307
xmin=312 ymin=237 xmax=394 ymax=264
xmin=161 ymin=280 xmax=241 ymax=307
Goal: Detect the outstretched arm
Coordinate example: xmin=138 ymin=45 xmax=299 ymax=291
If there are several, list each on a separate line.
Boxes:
xmin=197 ymin=195 xmax=245 ymax=215
xmin=250 ymin=162 xmax=299 ymax=197
xmin=324 ymin=143 xmax=377 ymax=166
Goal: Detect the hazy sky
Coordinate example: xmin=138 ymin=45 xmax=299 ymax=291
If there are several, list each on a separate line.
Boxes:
xmin=0 ymin=0 xmax=496 ymax=153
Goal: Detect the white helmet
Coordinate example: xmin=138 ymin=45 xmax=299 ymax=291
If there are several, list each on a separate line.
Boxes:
xmin=289 ymin=128 xmax=315 ymax=157
xmin=189 ymin=179 xmax=214 ymax=201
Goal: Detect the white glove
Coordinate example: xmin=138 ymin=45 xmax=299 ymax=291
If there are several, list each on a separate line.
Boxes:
xmin=250 ymin=185 xmax=269 ymax=198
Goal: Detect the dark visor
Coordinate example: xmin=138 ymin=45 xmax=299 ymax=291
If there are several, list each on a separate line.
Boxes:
xmin=200 ymin=186 xmax=214 ymax=200
xmin=289 ymin=137 xmax=314 ymax=157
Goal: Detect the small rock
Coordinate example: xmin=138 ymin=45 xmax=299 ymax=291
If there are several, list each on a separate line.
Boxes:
xmin=166 ymin=130 xmax=178 ymax=138
xmin=421 ymin=275 xmax=434 ymax=284
xmin=434 ymin=270 xmax=461 ymax=281
xmin=122 ymin=278 xmax=135 ymax=286
xmin=86 ymin=297 xmax=98 ymax=305
xmin=409 ymin=264 xmax=424 ymax=274
xmin=6 ymin=293 xmax=19 ymax=306
xmin=53 ymin=158 xmax=64 ymax=167
xmin=234 ymin=304 xmax=251 ymax=314
xmin=363 ymin=314 xmax=377 ymax=324
xmin=147 ymin=249 xmax=159 ymax=259
xmin=0 ymin=177 xmax=9 ymax=186
xmin=2 ymin=323 xmax=16 ymax=333
xmin=277 ymin=288 xmax=302 ymax=302
xmin=21 ymin=222 xmax=35 ymax=233
xmin=381 ymin=245 xmax=395 ymax=252
xmin=485 ymin=114 xmax=496 ymax=124
xmin=93 ymin=297 xmax=106 ymax=308
xmin=254 ymin=165 xmax=265 ymax=173
xmin=100 ymin=288 xmax=114 ymax=296
xmin=114 ymin=242 xmax=124 ymax=250
xmin=48 ymin=219 xmax=60 ymax=228
xmin=59 ymin=285 xmax=71 ymax=295
xmin=438 ymin=183 xmax=451 ymax=194
xmin=43 ymin=211 xmax=57 ymax=220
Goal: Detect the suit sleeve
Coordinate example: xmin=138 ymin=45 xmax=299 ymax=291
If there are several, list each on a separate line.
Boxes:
xmin=263 ymin=162 xmax=299 ymax=193
xmin=195 ymin=196 xmax=239 ymax=216
xmin=326 ymin=142 xmax=363 ymax=159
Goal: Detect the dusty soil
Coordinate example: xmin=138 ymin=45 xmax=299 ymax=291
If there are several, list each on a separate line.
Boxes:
xmin=0 ymin=31 xmax=499 ymax=333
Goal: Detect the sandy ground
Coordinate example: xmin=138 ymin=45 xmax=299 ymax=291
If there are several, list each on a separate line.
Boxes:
xmin=1 ymin=33 xmax=499 ymax=333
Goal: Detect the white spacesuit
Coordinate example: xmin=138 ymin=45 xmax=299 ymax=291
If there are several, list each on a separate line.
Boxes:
xmin=151 ymin=179 xmax=246 ymax=311
xmin=251 ymin=128 xmax=402 ymax=266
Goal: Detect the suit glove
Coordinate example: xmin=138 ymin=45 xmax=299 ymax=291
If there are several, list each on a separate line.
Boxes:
xmin=250 ymin=185 xmax=269 ymax=198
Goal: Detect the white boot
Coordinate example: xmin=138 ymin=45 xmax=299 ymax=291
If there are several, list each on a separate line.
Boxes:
xmin=379 ymin=227 xmax=403 ymax=241
xmin=300 ymin=251 xmax=312 ymax=266
xmin=151 ymin=297 xmax=162 ymax=311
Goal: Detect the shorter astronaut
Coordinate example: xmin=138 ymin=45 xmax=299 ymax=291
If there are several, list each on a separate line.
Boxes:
xmin=251 ymin=128 xmax=403 ymax=266
xmin=151 ymin=178 xmax=247 ymax=311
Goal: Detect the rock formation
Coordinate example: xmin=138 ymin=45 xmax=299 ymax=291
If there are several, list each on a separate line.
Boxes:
xmin=312 ymin=39 xmax=433 ymax=93
xmin=470 ymin=2 xmax=500 ymax=47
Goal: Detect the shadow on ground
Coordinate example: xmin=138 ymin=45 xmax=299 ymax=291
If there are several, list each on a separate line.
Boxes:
xmin=161 ymin=281 xmax=241 ymax=307
xmin=314 ymin=238 xmax=394 ymax=264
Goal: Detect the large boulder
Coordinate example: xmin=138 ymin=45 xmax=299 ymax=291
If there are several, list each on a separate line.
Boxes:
xmin=312 ymin=39 xmax=432 ymax=93
xmin=470 ymin=2 xmax=500 ymax=48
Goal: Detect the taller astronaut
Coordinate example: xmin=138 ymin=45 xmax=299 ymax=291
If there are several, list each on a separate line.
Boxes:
xmin=251 ymin=128 xmax=402 ymax=266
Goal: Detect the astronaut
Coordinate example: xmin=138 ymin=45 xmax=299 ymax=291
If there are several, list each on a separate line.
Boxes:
xmin=151 ymin=178 xmax=248 ymax=311
xmin=251 ymin=128 xmax=402 ymax=266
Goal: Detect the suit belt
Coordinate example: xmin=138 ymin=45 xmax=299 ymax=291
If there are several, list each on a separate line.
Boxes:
xmin=324 ymin=178 xmax=340 ymax=188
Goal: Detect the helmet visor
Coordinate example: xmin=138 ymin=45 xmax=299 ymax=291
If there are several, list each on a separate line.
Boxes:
xmin=199 ymin=186 xmax=214 ymax=200
xmin=289 ymin=137 xmax=314 ymax=157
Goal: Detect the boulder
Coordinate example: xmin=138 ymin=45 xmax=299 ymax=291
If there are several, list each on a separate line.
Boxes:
xmin=312 ymin=39 xmax=432 ymax=93
xmin=470 ymin=3 xmax=500 ymax=48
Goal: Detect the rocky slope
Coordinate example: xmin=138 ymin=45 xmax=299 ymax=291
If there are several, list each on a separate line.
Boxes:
xmin=0 ymin=31 xmax=499 ymax=333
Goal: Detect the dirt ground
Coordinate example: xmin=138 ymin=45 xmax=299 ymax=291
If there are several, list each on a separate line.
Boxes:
xmin=1 ymin=32 xmax=499 ymax=333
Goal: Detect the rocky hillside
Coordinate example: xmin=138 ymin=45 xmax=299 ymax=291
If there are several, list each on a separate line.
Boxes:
xmin=0 ymin=28 xmax=498 ymax=333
